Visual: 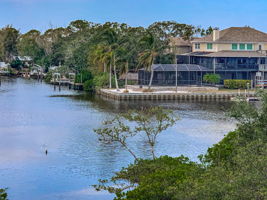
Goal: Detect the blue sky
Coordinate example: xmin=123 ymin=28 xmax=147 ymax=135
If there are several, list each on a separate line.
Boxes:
xmin=1 ymin=0 xmax=267 ymax=33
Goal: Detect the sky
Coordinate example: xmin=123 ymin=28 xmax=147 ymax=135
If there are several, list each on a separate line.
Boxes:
xmin=1 ymin=0 xmax=267 ymax=33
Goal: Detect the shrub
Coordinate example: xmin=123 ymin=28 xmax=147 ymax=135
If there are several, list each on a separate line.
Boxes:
xmin=75 ymin=70 xmax=93 ymax=83
xmin=10 ymin=59 xmax=23 ymax=69
xmin=83 ymin=79 xmax=95 ymax=91
xmin=224 ymin=79 xmax=251 ymax=89
xmin=203 ymin=74 xmax=221 ymax=85
xmin=93 ymin=72 xmax=115 ymax=88
xmin=0 ymin=188 xmax=8 ymax=200
xmin=44 ymin=71 xmax=52 ymax=83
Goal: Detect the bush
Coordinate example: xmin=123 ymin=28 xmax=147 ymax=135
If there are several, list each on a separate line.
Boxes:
xmin=93 ymin=72 xmax=115 ymax=88
xmin=83 ymin=79 xmax=94 ymax=91
xmin=203 ymin=73 xmax=221 ymax=85
xmin=0 ymin=188 xmax=8 ymax=200
xmin=75 ymin=70 xmax=93 ymax=83
xmin=10 ymin=59 xmax=23 ymax=69
xmin=44 ymin=71 xmax=52 ymax=83
xmin=224 ymin=79 xmax=251 ymax=89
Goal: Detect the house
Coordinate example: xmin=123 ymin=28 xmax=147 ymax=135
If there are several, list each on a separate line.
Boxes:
xmin=139 ymin=27 xmax=267 ymax=86
xmin=0 ymin=62 xmax=9 ymax=74
xmin=178 ymin=27 xmax=267 ymax=84
xmin=167 ymin=37 xmax=192 ymax=55
xmin=12 ymin=56 xmax=33 ymax=67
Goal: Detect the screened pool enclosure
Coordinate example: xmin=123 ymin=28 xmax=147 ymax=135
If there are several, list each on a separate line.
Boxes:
xmin=138 ymin=64 xmax=213 ymax=86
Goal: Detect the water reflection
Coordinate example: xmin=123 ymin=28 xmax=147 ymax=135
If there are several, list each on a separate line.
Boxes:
xmin=0 ymin=78 xmax=236 ymax=200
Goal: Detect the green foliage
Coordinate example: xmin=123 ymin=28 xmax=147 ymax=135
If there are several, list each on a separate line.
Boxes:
xmin=203 ymin=73 xmax=221 ymax=85
xmin=0 ymin=26 xmax=19 ymax=62
xmin=93 ymin=72 xmax=113 ymax=88
xmin=94 ymin=92 xmax=267 ymax=200
xmin=224 ymin=79 xmax=251 ymax=89
xmin=0 ymin=188 xmax=8 ymax=200
xmin=83 ymin=79 xmax=94 ymax=91
xmin=44 ymin=71 xmax=52 ymax=83
xmin=75 ymin=70 xmax=93 ymax=83
xmin=10 ymin=58 xmax=23 ymax=69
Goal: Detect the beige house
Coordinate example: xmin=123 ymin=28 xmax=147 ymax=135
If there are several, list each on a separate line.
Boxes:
xmin=191 ymin=27 xmax=267 ymax=53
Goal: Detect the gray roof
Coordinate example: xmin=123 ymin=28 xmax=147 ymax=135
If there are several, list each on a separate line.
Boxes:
xmin=182 ymin=51 xmax=266 ymax=58
xmin=149 ymin=64 xmax=212 ymax=72
xmin=193 ymin=27 xmax=267 ymax=43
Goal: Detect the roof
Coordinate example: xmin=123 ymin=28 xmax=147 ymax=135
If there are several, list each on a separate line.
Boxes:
xmin=182 ymin=51 xmax=266 ymax=58
xmin=0 ymin=62 xmax=9 ymax=68
xmin=169 ymin=37 xmax=191 ymax=46
xmin=193 ymin=27 xmax=267 ymax=43
xmin=119 ymin=73 xmax=138 ymax=80
xmin=145 ymin=64 xmax=212 ymax=72
xmin=13 ymin=56 xmax=33 ymax=61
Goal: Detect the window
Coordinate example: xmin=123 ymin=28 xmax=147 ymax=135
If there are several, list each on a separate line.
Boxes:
xmin=259 ymin=45 xmax=262 ymax=51
xmin=239 ymin=44 xmax=245 ymax=50
xmin=207 ymin=43 xmax=213 ymax=50
xmin=232 ymin=43 xmax=238 ymax=50
xmin=247 ymin=44 xmax=253 ymax=50
xmin=195 ymin=43 xmax=200 ymax=49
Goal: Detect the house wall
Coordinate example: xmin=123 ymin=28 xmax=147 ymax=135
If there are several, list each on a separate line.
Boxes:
xmin=192 ymin=42 xmax=267 ymax=52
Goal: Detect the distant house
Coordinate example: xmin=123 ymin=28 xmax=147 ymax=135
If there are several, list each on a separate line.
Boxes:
xmin=0 ymin=62 xmax=9 ymax=74
xmin=140 ymin=27 xmax=267 ymax=86
xmin=12 ymin=56 xmax=33 ymax=67
xmin=167 ymin=37 xmax=192 ymax=55
xmin=0 ymin=62 xmax=9 ymax=69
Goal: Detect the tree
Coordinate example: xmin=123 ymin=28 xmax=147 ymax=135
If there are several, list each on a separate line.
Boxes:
xmin=17 ymin=30 xmax=45 ymax=64
xmin=0 ymin=188 xmax=7 ymax=200
xmin=138 ymin=31 xmax=164 ymax=89
xmin=0 ymin=26 xmax=19 ymax=62
xmin=93 ymin=92 xmax=267 ymax=200
xmin=94 ymin=107 xmax=178 ymax=161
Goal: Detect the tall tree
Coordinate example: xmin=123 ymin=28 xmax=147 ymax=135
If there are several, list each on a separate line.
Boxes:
xmin=138 ymin=31 xmax=164 ymax=89
xmin=17 ymin=30 xmax=45 ymax=64
xmin=0 ymin=26 xmax=19 ymax=62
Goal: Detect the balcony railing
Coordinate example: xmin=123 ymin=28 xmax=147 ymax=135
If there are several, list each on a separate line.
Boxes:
xmin=215 ymin=64 xmax=259 ymax=70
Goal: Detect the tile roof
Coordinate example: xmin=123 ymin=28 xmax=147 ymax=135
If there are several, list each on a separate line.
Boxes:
xmin=169 ymin=37 xmax=192 ymax=46
xmin=193 ymin=27 xmax=267 ymax=43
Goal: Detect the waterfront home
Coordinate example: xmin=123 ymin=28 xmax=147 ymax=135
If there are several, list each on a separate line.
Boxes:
xmin=12 ymin=56 xmax=33 ymax=67
xmin=139 ymin=27 xmax=267 ymax=86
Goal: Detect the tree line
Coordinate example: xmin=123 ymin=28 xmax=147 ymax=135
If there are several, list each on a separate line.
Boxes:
xmin=0 ymin=20 xmax=213 ymax=89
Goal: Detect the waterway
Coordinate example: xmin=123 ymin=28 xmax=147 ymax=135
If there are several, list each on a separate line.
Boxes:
xmin=0 ymin=78 xmax=236 ymax=200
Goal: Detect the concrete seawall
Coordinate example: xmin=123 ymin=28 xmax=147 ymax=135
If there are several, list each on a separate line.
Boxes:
xmin=98 ymin=89 xmax=255 ymax=101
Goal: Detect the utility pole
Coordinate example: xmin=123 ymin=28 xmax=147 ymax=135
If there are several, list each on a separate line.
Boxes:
xmin=175 ymin=56 xmax=178 ymax=93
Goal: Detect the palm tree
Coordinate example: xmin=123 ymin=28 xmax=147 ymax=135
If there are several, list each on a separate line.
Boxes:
xmin=91 ymin=44 xmax=108 ymax=73
xmin=100 ymin=28 xmax=120 ymax=91
xmin=138 ymin=32 xmax=163 ymax=89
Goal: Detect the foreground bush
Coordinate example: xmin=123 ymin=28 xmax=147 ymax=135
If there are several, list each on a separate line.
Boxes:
xmin=0 ymin=189 xmax=7 ymax=200
xmin=224 ymin=79 xmax=251 ymax=89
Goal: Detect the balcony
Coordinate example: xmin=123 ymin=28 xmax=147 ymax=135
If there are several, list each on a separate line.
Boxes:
xmin=259 ymin=64 xmax=267 ymax=71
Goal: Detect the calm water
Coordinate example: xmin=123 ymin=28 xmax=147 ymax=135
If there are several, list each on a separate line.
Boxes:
xmin=0 ymin=78 xmax=236 ymax=200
